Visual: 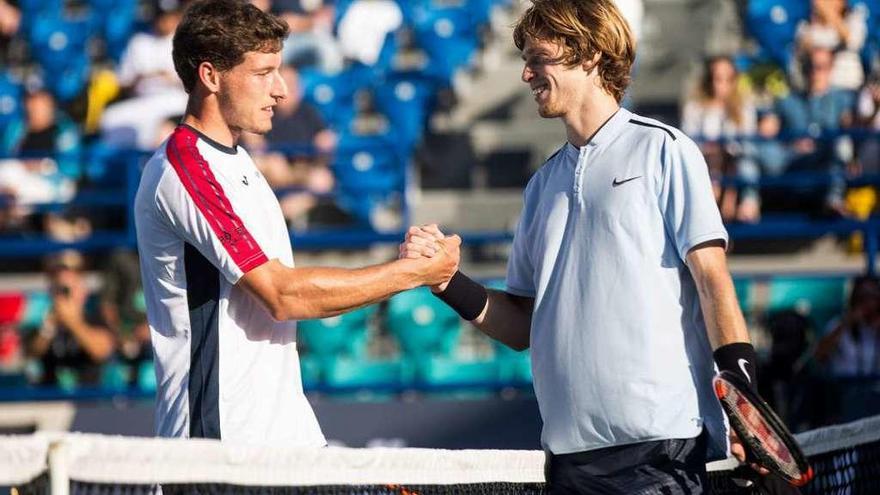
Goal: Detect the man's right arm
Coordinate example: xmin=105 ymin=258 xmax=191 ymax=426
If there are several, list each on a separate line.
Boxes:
xmin=239 ymin=237 xmax=460 ymax=321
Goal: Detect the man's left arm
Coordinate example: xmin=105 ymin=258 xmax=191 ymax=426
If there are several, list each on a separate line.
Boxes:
xmin=686 ymin=240 xmax=750 ymax=350
xmin=688 ymin=240 xmax=769 ymax=471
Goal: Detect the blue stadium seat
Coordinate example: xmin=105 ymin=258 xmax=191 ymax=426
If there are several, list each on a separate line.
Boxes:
xmin=28 ymin=16 xmax=92 ymax=74
xmin=297 ymin=304 xmax=376 ymax=360
xmin=420 ymin=355 xmax=499 ymax=388
xmin=136 ymin=360 xmax=157 ymax=392
xmin=17 ymin=0 xmax=63 ymax=37
xmin=88 ymin=0 xmax=138 ymax=62
xmin=745 ymin=0 xmax=809 ymax=68
xmin=494 ymin=343 xmax=531 ymax=384
xmin=324 ymin=357 xmax=404 ymax=389
xmin=332 ymin=133 xmax=407 ymax=225
xmin=372 ymin=73 xmax=437 ymax=154
xmin=46 ymin=53 xmax=91 ymax=102
xmin=733 ymin=277 xmax=753 ymax=319
xmin=853 ymin=0 xmax=880 ymax=73
xmin=297 ymin=305 xmax=378 ymax=387
xmin=299 ymin=355 xmax=322 ymax=390
xmin=0 ymin=73 xmax=22 ymax=131
xmin=299 ymin=64 xmax=372 ymax=131
xmin=387 ymin=287 xmax=460 ymax=358
xmin=408 ymin=4 xmax=480 ymax=84
xmin=766 ymin=276 xmax=847 ymax=333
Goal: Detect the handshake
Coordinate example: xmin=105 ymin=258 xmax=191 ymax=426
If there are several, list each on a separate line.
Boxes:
xmin=398 ymin=224 xmax=459 ymax=292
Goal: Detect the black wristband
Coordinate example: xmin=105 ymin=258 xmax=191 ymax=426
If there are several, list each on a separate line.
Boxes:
xmin=714 ymin=342 xmax=759 ymax=390
xmin=433 ymin=271 xmax=488 ymax=321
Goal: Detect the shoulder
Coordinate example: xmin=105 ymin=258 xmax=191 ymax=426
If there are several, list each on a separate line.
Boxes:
xmin=622 ymin=114 xmax=702 ymax=159
xmin=624 ymin=114 xmax=681 ymax=141
xmin=139 ymin=140 xmax=182 ymax=203
xmin=526 ymin=144 xmax=567 ymax=189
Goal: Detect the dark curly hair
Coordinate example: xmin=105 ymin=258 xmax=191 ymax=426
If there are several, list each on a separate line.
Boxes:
xmin=172 ymin=0 xmax=289 ymax=93
xmin=513 ymin=0 xmax=635 ymax=103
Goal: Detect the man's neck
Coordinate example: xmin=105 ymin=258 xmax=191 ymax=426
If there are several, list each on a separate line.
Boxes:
xmin=182 ymin=99 xmax=239 ymax=148
xmin=562 ymin=92 xmax=621 ymax=147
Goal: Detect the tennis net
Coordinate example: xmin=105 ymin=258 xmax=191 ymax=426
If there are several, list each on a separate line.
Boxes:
xmin=2 ymin=414 xmax=879 ymax=494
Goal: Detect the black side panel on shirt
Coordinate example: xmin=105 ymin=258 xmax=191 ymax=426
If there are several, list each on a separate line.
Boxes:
xmin=185 ymin=243 xmax=222 ymax=439
xmin=628 ymin=119 xmax=677 ymax=140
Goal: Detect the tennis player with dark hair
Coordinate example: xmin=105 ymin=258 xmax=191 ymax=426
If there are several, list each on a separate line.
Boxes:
xmin=402 ymin=0 xmax=770 ymax=493
xmin=134 ymin=0 xmax=459 ymax=446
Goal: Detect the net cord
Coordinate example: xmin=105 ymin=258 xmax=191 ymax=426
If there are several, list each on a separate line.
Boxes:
xmin=2 ymin=414 xmax=880 ymax=488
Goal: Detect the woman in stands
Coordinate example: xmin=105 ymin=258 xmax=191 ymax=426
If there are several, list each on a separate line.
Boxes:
xmin=796 ymin=0 xmax=867 ymax=99
xmin=814 ymin=275 xmax=880 ymax=377
xmin=681 ymin=55 xmax=758 ymax=222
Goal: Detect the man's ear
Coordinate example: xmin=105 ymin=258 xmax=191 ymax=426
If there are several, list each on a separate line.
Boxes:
xmin=197 ymin=61 xmax=221 ymax=93
xmin=583 ymin=51 xmax=601 ymax=74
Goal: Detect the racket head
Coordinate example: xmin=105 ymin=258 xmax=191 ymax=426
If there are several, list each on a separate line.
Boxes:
xmin=713 ymin=370 xmax=814 ymax=487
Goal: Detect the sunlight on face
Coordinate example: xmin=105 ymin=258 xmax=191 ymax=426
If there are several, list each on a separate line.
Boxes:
xmin=217 ymin=51 xmax=287 ymax=135
xmin=520 ymin=38 xmax=591 ymax=119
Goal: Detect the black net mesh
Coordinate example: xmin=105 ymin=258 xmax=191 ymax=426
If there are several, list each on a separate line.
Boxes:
xmin=67 ymin=483 xmax=547 ymax=495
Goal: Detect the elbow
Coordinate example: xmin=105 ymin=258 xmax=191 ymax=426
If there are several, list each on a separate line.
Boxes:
xmin=89 ymin=340 xmax=116 ymax=363
xmin=267 ymin=298 xmax=316 ymax=321
xmin=268 ymin=302 xmax=291 ymax=322
xmin=508 ymin=340 xmax=529 ymax=352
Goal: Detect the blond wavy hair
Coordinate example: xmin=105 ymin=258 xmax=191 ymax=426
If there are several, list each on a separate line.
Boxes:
xmin=513 ymin=0 xmax=636 ymax=103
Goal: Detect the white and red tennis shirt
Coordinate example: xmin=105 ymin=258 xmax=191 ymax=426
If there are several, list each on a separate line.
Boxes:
xmin=134 ymin=124 xmax=325 ymax=446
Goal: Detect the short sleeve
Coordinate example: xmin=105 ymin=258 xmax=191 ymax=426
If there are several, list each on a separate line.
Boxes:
xmin=157 ymin=131 xmax=269 ymax=284
xmin=505 ymin=183 xmax=537 ymax=297
xmin=845 ymin=9 xmax=867 ymax=51
xmin=658 ymin=135 xmax=728 ymax=262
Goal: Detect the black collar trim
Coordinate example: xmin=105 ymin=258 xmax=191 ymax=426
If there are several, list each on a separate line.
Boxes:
xmin=181 ymin=124 xmax=239 ymax=155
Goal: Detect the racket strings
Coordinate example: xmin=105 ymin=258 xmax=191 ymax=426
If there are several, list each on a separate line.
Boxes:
xmin=720 ymin=382 xmax=802 ymax=480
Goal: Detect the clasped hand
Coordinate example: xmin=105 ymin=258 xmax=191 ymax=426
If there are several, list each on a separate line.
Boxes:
xmin=399 ymin=224 xmax=458 ymax=291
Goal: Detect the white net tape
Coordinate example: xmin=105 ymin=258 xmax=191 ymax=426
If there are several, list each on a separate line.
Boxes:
xmin=3 ymin=414 xmax=880 ymax=489
xmin=1 ymin=432 xmax=545 ymax=487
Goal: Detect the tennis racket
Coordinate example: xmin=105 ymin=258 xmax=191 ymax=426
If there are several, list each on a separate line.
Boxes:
xmin=713 ymin=370 xmax=813 ymax=487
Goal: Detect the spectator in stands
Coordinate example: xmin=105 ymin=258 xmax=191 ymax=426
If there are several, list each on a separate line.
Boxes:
xmin=795 ymin=0 xmax=867 ymax=97
xmin=100 ymin=1 xmax=188 ymax=150
xmin=255 ymin=0 xmax=343 ymax=73
xmin=0 ymin=0 xmax=20 ymax=39
xmin=735 ymin=109 xmax=790 ymax=223
xmin=247 ymin=65 xmax=336 ymax=226
xmin=0 ymin=318 xmax=22 ymax=373
xmin=681 ymin=55 xmax=757 ymax=222
xmin=856 ymin=72 xmax=880 ymax=174
xmin=336 ymin=0 xmax=403 ymax=66
xmin=814 ymin=275 xmax=880 ymax=377
xmin=775 ymin=47 xmax=854 ymax=216
xmin=26 ymin=251 xmax=115 ymax=388
xmin=99 ymin=250 xmax=150 ymax=384
xmin=0 ymin=83 xmax=82 ymax=233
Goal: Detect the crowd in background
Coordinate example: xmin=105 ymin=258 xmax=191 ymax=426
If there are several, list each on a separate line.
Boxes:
xmin=683 ymin=0 xmax=880 ymax=223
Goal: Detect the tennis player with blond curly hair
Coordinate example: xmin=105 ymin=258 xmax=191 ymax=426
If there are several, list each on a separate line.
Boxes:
xmin=402 ymin=1 xmax=770 ymax=492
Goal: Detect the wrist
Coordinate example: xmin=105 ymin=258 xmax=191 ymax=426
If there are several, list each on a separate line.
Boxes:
xmin=433 ymin=271 xmax=487 ymax=321
xmin=714 ymin=342 xmax=758 ymax=391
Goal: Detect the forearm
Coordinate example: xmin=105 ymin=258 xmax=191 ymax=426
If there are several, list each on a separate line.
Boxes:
xmin=688 ymin=248 xmax=750 ymax=349
xmin=64 ymin=319 xmax=115 ymax=362
xmin=473 ymin=290 xmax=532 ymax=351
xmin=696 ymin=271 xmax=750 ymax=349
xmin=831 ymin=17 xmax=852 ymax=45
xmin=268 ymin=261 xmax=422 ymax=320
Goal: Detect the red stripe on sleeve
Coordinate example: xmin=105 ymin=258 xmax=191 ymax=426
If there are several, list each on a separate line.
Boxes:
xmin=165 ymin=126 xmax=268 ymax=274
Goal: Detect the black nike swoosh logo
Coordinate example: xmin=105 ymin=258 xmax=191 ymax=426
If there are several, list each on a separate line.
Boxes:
xmin=612 ymin=176 xmax=642 ymax=187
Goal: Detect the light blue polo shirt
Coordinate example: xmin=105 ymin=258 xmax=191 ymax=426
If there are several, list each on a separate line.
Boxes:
xmin=506 ymin=108 xmax=729 ymax=460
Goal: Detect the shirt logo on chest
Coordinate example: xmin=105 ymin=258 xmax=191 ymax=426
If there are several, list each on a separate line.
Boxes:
xmin=612 ymin=175 xmax=642 ymax=187
xmin=242 ymin=175 xmax=249 ymax=186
